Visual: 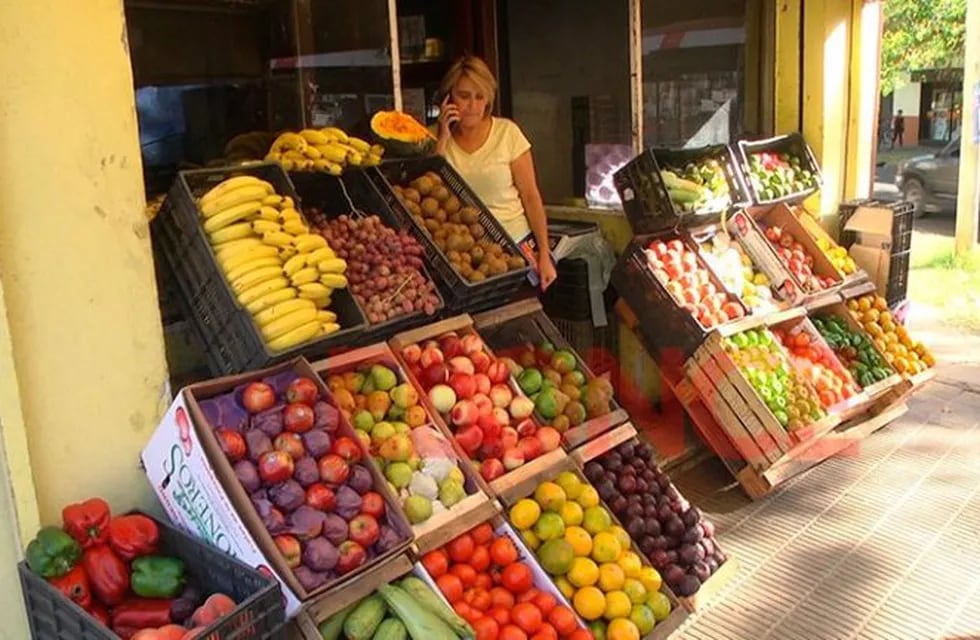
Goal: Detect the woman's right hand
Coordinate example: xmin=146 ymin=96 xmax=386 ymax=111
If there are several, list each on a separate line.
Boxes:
xmin=438 ymin=94 xmax=461 ymax=140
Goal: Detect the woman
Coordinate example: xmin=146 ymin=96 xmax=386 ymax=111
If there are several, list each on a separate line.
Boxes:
xmin=435 ymin=56 xmax=557 ymax=291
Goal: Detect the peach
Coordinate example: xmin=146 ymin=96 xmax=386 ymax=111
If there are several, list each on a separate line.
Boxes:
xmin=481 ymin=458 xmax=505 ymax=481
xmin=401 ymin=343 xmax=422 ymax=365
xmin=509 ymin=396 xmax=535 ymax=420
xmin=420 ymin=346 xmax=444 ymax=369
xmin=470 ymin=350 xmax=492 ymax=374
xmin=472 ymin=393 xmax=493 ymax=417
xmin=447 ymin=356 xmax=475 ymax=375
xmin=449 ymin=372 xmax=477 ymax=399
xmin=503 ymin=446 xmax=525 ymax=470
xmin=460 ymin=333 xmax=485 ymax=355
xmin=450 ymin=399 xmax=479 ymax=427
xmin=536 ymin=427 xmax=562 ymax=452
xmin=486 ymin=361 xmax=511 ymax=385
xmin=428 ymin=384 xmax=457 ymax=414
xmin=439 ymin=334 xmax=462 ymax=358
xmin=489 ymin=384 xmax=514 ymax=408
xmin=500 ymin=426 xmax=519 ymax=449
xmin=492 ymin=407 xmax=511 ymax=426
xmin=473 ymin=373 xmax=492 ymax=395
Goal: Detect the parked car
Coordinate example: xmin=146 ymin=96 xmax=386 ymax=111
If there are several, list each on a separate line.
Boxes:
xmin=896 ymin=135 xmax=961 ymax=218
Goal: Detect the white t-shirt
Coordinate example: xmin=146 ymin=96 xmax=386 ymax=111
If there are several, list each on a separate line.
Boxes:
xmin=444 ymin=117 xmax=532 ymax=241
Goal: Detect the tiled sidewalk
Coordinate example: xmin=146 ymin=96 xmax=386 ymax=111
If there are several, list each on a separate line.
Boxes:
xmin=672 ymin=379 xmax=980 ymax=640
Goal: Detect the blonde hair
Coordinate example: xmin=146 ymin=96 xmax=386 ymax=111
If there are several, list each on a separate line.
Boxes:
xmin=439 ymin=56 xmax=498 ymax=117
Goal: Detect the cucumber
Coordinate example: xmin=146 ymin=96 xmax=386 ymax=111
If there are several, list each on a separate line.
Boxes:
xmin=397 ymin=576 xmax=473 ymax=638
xmin=373 ymin=618 xmax=408 ymax=640
xmin=344 ymin=594 xmax=388 ymax=640
xmin=318 ymin=600 xmax=360 ymax=640
xmin=668 ymin=187 xmax=700 ymax=205
xmin=660 ymin=170 xmax=704 ymax=193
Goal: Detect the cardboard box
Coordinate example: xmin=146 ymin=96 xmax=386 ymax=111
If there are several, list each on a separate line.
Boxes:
xmin=142 ymin=358 xmax=414 ymax=618
xmin=843 ymin=205 xmax=897 ymax=292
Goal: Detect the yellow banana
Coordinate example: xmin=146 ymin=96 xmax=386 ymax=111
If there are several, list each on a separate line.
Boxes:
xmin=316 ymin=310 xmax=338 ymax=323
xmin=363 ymin=153 xmax=382 ymax=167
xmin=280 ymin=157 xmax=296 ymax=172
xmin=313 ymin=159 xmax=332 ymax=172
xmin=303 ymin=145 xmax=322 ymax=160
xmin=225 ymin=256 xmax=282 ymax=283
xmin=262 ymin=231 xmax=296 ymax=248
xmin=319 ymin=127 xmax=349 ymax=143
xmin=282 ymin=254 xmax=308 ymax=277
xmin=271 ymin=132 xmax=308 ymax=153
xmin=294 ymin=234 xmax=327 ymax=253
xmin=200 ymin=184 xmax=270 ymax=218
xmin=279 ymin=197 xmax=295 ymax=211
xmin=308 ymin=247 xmax=336 ymax=263
xmin=245 ymin=286 xmax=297 ymax=315
xmin=199 ymin=176 xmax=267 ymax=205
xmin=310 ymin=295 xmax=332 ymax=309
xmin=261 ymin=307 xmax=318 ymax=341
xmin=237 ymin=277 xmax=290 ymax=306
xmin=282 ymin=219 xmax=309 ymax=236
xmin=369 ymin=144 xmax=385 ymax=157
xmin=209 ymin=222 xmax=255 ymax=244
xmin=320 ymin=274 xmax=349 ymax=289
xmin=346 ymin=151 xmax=364 ymax=167
xmin=316 ymin=144 xmax=348 ymax=164
xmin=264 ymin=151 xmax=282 ymax=164
xmin=218 ymin=245 xmax=280 ymax=272
xmin=300 ymin=129 xmax=332 ymax=145
xmin=317 ymin=258 xmax=347 ymax=274
xmin=251 ymin=220 xmax=282 ymax=235
xmin=298 ymin=283 xmax=331 ymax=299
xmin=324 ymin=161 xmax=343 ymax=176
xmin=213 ymin=237 xmax=263 ymax=258
xmin=254 ymin=298 xmax=316 ymax=327
xmin=230 ymin=265 xmax=286 ymax=294
xmin=262 ymin=195 xmax=284 ymax=207
xmin=279 ymin=208 xmax=302 ymax=224
xmin=203 ymin=201 xmax=263 ymax=234
xmin=266 ymin=320 xmax=321 ymax=352
xmin=347 ymin=137 xmax=371 ymax=153
xmin=278 ymin=246 xmax=298 ymax=260
xmin=290 ymin=267 xmax=320 ymax=286
xmin=316 ymin=322 xmax=341 ymax=337
xmin=254 ymin=206 xmax=281 ymax=222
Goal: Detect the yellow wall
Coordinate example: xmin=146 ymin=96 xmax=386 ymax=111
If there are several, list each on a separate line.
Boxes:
xmin=0 ymin=0 xmax=170 ymax=533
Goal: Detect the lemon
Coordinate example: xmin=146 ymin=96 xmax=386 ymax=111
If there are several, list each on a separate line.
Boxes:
xmin=568 ymin=557 xmax=600 ymax=587
xmin=646 ymin=591 xmax=672 ymax=622
xmin=554 ymin=576 xmax=576 ymax=600
xmin=556 ymin=470 xmax=584 ymax=499
xmin=617 ymin=551 xmax=643 ymax=578
xmin=637 ymin=567 xmax=663 ymax=594
xmin=623 ymin=578 xmax=647 ymax=604
xmin=629 ymin=604 xmax=657 ymax=635
xmin=564 ymin=526 xmax=593 ymax=557
xmin=521 ymin=529 xmax=540 ymax=551
xmin=591 ymin=532 xmax=622 ymax=563
xmin=597 ymin=563 xmax=626 ymax=591
xmin=573 ymin=586 xmax=607 ymax=621
xmin=560 ymin=501 xmax=584 ymax=526
xmin=606 ymin=618 xmax=640 ymax=640
xmin=510 ymin=498 xmax=541 ymax=530
xmin=607 ymin=525 xmax=631 ymax=552
xmin=603 ymin=591 xmax=633 ymax=620
xmin=577 ymin=485 xmax=600 ymax=508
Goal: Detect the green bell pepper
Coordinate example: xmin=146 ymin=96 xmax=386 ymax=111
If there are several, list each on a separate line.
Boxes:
xmin=26 ymin=526 xmax=82 ymax=578
xmin=130 ymin=555 xmax=185 ymax=598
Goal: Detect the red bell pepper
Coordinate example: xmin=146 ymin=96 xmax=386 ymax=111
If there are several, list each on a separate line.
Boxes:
xmin=107 ymin=514 xmax=160 ymax=561
xmin=110 ymin=598 xmax=174 ymax=639
xmin=62 ymin=498 xmax=111 ymax=549
xmin=81 ymin=545 xmax=129 ymax=606
xmin=48 ymin=564 xmax=91 ymax=610
xmin=87 ymin=601 xmax=110 ymax=627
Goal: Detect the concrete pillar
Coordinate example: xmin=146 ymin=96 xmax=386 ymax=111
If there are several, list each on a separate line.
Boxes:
xmin=955 ymin=0 xmax=980 ymax=255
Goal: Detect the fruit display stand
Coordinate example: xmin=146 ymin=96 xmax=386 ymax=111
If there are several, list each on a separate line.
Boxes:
xmin=388 ymin=314 xmax=568 ymax=500
xmin=471 ymin=298 xmax=630 ymax=449
xmin=569 ymin=422 xmax=640 ymax=469
xmin=497 ymin=455 xmax=689 ymax=639
xmin=793 ymin=207 xmax=868 ymax=287
xmin=152 ymin=163 xmax=367 ymax=376
xmin=309 ymin=342 xmax=498 ymax=554
xmin=735 ymin=132 xmax=822 ymax=205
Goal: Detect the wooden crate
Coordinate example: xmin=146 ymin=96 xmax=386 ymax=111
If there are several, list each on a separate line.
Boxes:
xmin=388 ymin=314 xmax=567 ymax=500
xmin=569 ymin=422 xmax=638 ymax=467
xmin=472 ymin=298 xmax=631 ymax=449
xmin=309 ymin=342 xmax=499 ymax=554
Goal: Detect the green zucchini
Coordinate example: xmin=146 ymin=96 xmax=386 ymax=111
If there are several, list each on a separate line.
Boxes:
xmin=373 ymin=618 xmax=408 ymax=640
xmin=318 ymin=600 xmax=360 ymax=640
xmin=397 ymin=576 xmax=473 ymax=638
xmin=377 ymin=584 xmax=460 ymax=640
xmin=344 ymin=594 xmax=388 ymax=640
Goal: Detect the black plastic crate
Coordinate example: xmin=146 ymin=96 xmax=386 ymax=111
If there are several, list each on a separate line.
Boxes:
xmin=613 ymin=144 xmax=749 ymax=235
xmin=886 ymin=249 xmax=910 ymax=307
xmin=542 ymin=260 xmax=618 ymax=323
xmin=19 ymin=512 xmax=286 ymax=640
xmin=838 ymin=199 xmax=914 ymax=254
xmin=364 ymin=156 xmax=531 ymax=312
xmin=735 ymin=132 xmax=823 ymax=205
xmin=288 ymin=171 xmax=445 ymax=345
xmin=152 ymin=163 xmax=367 ymax=376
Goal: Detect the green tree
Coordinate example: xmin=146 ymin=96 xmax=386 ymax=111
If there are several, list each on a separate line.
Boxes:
xmin=880 ymin=0 xmax=966 ymax=95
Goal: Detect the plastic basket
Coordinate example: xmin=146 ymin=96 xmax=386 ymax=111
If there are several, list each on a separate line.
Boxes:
xmin=288 ymin=170 xmax=445 ymax=345
xmin=613 ymin=144 xmax=749 ymax=235
xmin=838 ymin=199 xmax=914 ymax=254
xmin=886 ymin=249 xmax=910 ymax=307
xmin=19 ymin=512 xmax=286 ymax=640
xmin=736 ymin=133 xmax=823 ymax=205
xmin=151 ymin=163 xmax=367 ymax=376
xmin=364 ymin=156 xmax=530 ymax=313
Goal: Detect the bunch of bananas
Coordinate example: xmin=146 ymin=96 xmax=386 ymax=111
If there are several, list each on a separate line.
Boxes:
xmin=265 ymin=128 xmax=385 ymax=175
xmin=197 ymin=175 xmax=350 ymax=352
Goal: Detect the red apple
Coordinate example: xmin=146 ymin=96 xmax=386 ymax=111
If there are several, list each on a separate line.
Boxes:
xmin=401 ymin=343 xmax=422 ymax=365
xmin=473 ymin=373 xmax=492 ymax=395
xmin=305 ymin=483 xmax=336 ymax=511
xmin=472 ymin=393 xmax=493 ymax=417
xmin=258 ymin=450 xmax=295 ymax=484
xmin=451 ymin=400 xmax=479 ymax=427
xmin=516 ymin=418 xmax=537 ymax=438
xmin=286 ymin=377 xmax=319 ymax=407
xmin=536 ymin=427 xmax=562 ymax=452
xmin=317 ymin=453 xmax=350 ymax=485
xmin=489 ymin=384 xmax=514 ymax=408
xmin=422 ymin=363 xmax=449 ymax=387
xmin=449 ymin=372 xmax=477 ymax=400
xmin=439 ymin=334 xmax=462 ymax=358
xmin=337 ymin=541 xmax=367 ymax=575
xmin=420 ymin=346 xmax=444 ymax=369
xmin=349 ymin=514 xmax=380 ymax=547
xmin=273 ymin=535 xmax=302 ymax=568
xmin=518 ymin=436 xmax=543 ymax=461
xmin=480 ymin=458 xmax=505 ymax=482
xmin=478 ymin=414 xmax=502 ymax=441
xmin=274 ymin=433 xmax=306 ymax=460
xmin=216 ymin=428 xmax=246 ymax=462
xmin=455 ymin=424 xmax=484 ymax=455
xmin=486 ymin=361 xmax=511 ymax=385
xmin=360 ymin=491 xmax=386 ymax=518
xmin=242 ymin=382 xmax=276 ymax=414
xmin=284 ymin=403 xmax=315 ymax=434
xmin=331 ymin=437 xmax=363 ymax=463
xmin=502 ymin=447 xmax=525 ymax=470
xmin=470 ymin=350 xmax=492 ymax=374
xmin=447 ymin=356 xmax=475 ymax=376
xmin=460 ymin=333 xmax=484 ymax=355
xmin=500 ymin=427 xmax=519 ymax=450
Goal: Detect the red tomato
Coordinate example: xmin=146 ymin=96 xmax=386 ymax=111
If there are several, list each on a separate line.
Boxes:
xmin=517 ymin=588 xmax=541 ymax=603
xmin=448 ymin=534 xmax=475 ymax=563
xmin=548 ymin=606 xmax=578 ymax=636
xmin=469 ymin=588 xmax=492 ymax=612
xmin=469 ymin=546 xmax=491 ymax=572
xmin=472 ymin=616 xmax=500 ymax=640
xmin=490 ymin=538 xmax=519 ymax=566
xmin=451 ymin=563 xmax=477 ymax=587
xmin=471 ymin=523 xmax=494 ymax=545
xmin=501 ymin=563 xmax=533 ymax=594
xmin=531 ymin=623 xmax=559 ymax=640
xmin=474 ymin=572 xmax=494 ymax=591
xmin=512 ymin=603 xmax=543 ymax=634
xmin=488 ymin=606 xmax=511 ymax=627
xmin=490 ymin=586 xmax=516 ymax=609
xmin=532 ymin=592 xmax=557 ymax=616
xmin=500 ymin=624 xmax=529 ymax=640
xmin=567 ymin=630 xmax=594 ymax=640
xmin=422 ymin=550 xmax=449 ymax=578
xmin=437 ymin=574 xmax=464 ymax=604
xmin=454 ymin=601 xmax=481 ymax=624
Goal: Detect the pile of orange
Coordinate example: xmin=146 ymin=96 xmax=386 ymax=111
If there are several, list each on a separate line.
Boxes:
xmin=846 ymin=295 xmax=935 ymax=374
